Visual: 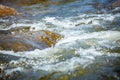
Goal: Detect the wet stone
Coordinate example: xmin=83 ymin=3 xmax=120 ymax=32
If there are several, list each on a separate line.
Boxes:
xmin=112 ymin=0 xmax=120 ymax=8
xmin=0 ymin=27 xmax=63 ymax=52
xmin=0 ymin=5 xmax=17 ymax=17
xmin=0 ymin=0 xmax=50 ymax=6
xmin=0 ymin=53 xmax=20 ymax=65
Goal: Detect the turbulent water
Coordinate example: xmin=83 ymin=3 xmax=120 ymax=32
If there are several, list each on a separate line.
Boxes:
xmin=0 ymin=0 xmax=120 ymax=80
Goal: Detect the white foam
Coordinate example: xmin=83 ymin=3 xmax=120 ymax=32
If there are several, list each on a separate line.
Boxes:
xmin=10 ymin=21 xmax=47 ymax=31
xmin=31 ymin=57 xmax=93 ymax=72
xmin=56 ymin=31 xmax=120 ymax=46
xmin=1 ymin=13 xmax=120 ymax=73
xmin=43 ymin=17 xmax=76 ymax=29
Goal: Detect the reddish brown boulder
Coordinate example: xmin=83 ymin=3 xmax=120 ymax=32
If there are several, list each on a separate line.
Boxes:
xmin=0 ymin=5 xmax=17 ymax=17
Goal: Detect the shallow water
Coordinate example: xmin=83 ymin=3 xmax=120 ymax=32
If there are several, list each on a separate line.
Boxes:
xmin=0 ymin=0 xmax=120 ymax=80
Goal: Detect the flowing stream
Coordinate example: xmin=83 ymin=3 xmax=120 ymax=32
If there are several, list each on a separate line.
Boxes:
xmin=0 ymin=0 xmax=120 ymax=80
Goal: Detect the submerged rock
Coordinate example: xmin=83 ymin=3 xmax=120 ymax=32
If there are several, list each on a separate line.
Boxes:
xmin=112 ymin=0 xmax=120 ymax=8
xmin=0 ymin=27 xmax=63 ymax=52
xmin=0 ymin=5 xmax=17 ymax=17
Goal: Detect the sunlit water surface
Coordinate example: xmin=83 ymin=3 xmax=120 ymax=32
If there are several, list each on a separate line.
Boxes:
xmin=0 ymin=0 xmax=120 ymax=80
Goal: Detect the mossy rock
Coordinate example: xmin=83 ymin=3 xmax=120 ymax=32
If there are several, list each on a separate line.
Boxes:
xmin=0 ymin=27 xmax=63 ymax=52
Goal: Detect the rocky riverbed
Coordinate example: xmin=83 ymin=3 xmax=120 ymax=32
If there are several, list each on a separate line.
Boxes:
xmin=0 ymin=0 xmax=120 ymax=80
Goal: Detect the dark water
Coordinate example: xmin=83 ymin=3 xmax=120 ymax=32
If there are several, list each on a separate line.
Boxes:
xmin=0 ymin=0 xmax=120 ymax=80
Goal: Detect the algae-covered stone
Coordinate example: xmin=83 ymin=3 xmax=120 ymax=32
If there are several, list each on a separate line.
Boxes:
xmin=0 ymin=27 xmax=63 ymax=52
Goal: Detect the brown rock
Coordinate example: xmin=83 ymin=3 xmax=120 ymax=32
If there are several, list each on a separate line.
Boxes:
xmin=0 ymin=27 xmax=63 ymax=52
xmin=0 ymin=0 xmax=48 ymax=6
xmin=0 ymin=0 xmax=63 ymax=6
xmin=112 ymin=0 xmax=120 ymax=8
xmin=0 ymin=5 xmax=17 ymax=17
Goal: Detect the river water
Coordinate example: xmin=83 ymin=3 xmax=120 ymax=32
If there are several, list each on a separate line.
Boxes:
xmin=0 ymin=0 xmax=120 ymax=80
